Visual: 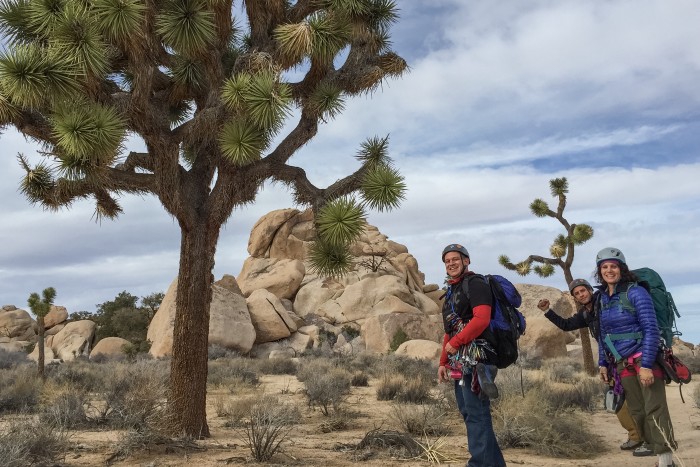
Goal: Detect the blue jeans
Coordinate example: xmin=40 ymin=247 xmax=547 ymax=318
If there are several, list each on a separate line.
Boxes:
xmin=454 ymin=366 xmax=505 ymax=467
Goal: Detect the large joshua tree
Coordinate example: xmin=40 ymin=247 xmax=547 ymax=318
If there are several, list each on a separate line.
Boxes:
xmin=0 ymin=0 xmax=407 ymax=436
xmin=498 ymin=177 xmax=596 ymax=375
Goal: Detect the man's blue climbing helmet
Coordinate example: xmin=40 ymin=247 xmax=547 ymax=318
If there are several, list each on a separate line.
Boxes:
xmin=442 ymin=244 xmax=470 ymax=261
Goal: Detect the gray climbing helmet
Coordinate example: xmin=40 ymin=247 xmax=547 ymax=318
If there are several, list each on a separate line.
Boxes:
xmin=596 ymin=247 xmax=626 ymax=265
xmin=442 ymin=244 xmax=470 ymax=261
xmin=568 ymin=278 xmax=593 ymax=293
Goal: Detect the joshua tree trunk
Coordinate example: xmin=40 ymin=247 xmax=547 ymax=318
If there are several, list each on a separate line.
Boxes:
xmin=168 ymin=220 xmax=220 ymax=438
xmin=563 ymin=269 xmax=596 ymax=376
xmin=37 ymin=316 xmax=45 ymax=380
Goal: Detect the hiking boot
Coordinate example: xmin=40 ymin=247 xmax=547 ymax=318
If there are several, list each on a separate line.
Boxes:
xmin=632 ymin=443 xmax=653 ymax=457
xmin=620 ymin=439 xmax=643 ymax=450
xmin=475 ymin=363 xmax=499 ymax=400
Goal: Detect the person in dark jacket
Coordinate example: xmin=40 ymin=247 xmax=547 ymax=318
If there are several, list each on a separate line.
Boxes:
xmin=595 ymin=247 xmax=677 ymax=467
xmin=437 ymin=244 xmax=505 ymax=467
xmin=537 ymin=279 xmax=650 ymax=455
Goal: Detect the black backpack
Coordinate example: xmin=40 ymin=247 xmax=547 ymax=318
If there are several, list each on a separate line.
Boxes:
xmin=461 ymin=274 xmax=527 ymax=369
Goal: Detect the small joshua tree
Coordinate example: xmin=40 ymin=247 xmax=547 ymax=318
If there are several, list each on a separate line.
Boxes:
xmin=499 ymin=177 xmax=596 ymax=375
xmin=27 ymin=287 xmax=56 ymax=379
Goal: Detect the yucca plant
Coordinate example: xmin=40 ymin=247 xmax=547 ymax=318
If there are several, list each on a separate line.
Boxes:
xmin=0 ymin=0 xmax=407 ymax=438
xmin=499 ymin=177 xmax=596 ymax=375
xmin=27 ymin=286 xmax=56 ymax=379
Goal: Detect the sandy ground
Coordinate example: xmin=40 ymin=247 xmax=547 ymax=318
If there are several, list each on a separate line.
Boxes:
xmin=58 ymin=376 xmax=699 ymax=467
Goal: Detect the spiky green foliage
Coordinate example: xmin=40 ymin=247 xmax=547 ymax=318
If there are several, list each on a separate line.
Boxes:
xmin=529 ymin=198 xmax=549 ymax=217
xmin=572 ymin=223 xmax=593 ymax=244
xmin=498 ymin=255 xmax=510 ymax=267
xmin=366 ymin=0 xmax=399 ymax=31
xmin=18 ymin=154 xmax=55 ymax=204
xmin=273 ymin=22 xmax=312 ymax=67
xmin=549 ymin=234 xmax=567 ymax=258
xmin=244 ymin=72 xmax=292 ymax=131
xmin=309 ymin=81 xmax=345 ymax=119
xmin=54 ymin=4 xmax=110 ymax=78
xmin=316 ymin=197 xmax=365 ymax=247
xmin=155 ymin=0 xmax=216 ymax=54
xmin=308 ymin=239 xmax=354 ymax=278
xmin=308 ymin=11 xmax=351 ymax=64
xmin=92 ymin=0 xmax=145 ymax=42
xmin=355 ymin=135 xmax=389 ymax=167
xmin=533 ymin=263 xmax=555 ymax=277
xmin=218 ymin=120 xmax=264 ymax=166
xmin=52 ymin=103 xmax=125 ymax=160
xmin=549 ymin=177 xmax=568 ymax=197
xmin=515 ymin=261 xmax=531 ymax=276
xmin=361 ymin=164 xmax=405 ymax=212
xmin=27 ymin=287 xmax=56 ymax=318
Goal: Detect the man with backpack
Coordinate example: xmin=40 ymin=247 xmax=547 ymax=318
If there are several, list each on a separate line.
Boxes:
xmin=537 ymin=279 xmax=652 ymax=456
xmin=437 ymin=244 xmax=506 ymax=467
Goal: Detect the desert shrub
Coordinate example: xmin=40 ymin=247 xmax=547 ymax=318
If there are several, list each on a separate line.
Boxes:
xmin=351 ymin=371 xmax=369 ymax=387
xmin=303 ymin=367 xmax=351 ymax=415
xmin=296 ymin=358 xmax=336 ymax=383
xmin=0 ymin=366 xmax=41 ymax=413
xmin=389 ymin=329 xmax=409 ymax=352
xmin=95 ymin=360 xmax=169 ymax=429
xmin=346 ymin=352 xmax=383 ymax=375
xmin=243 ymin=395 xmax=300 ymax=461
xmin=492 ymin=391 xmax=598 ymax=458
xmin=692 ymin=383 xmax=700 ymax=408
xmin=0 ymin=348 xmax=30 ymax=369
xmin=39 ymin=383 xmax=90 ymax=429
xmin=0 ymin=418 xmax=68 ymax=467
xmin=222 ymin=394 xmax=300 ymax=428
xmin=390 ymin=402 xmax=450 ymax=436
xmin=110 ymin=427 xmax=200 ymax=463
xmin=46 ymin=360 xmax=104 ymax=392
xmin=396 ymin=378 xmax=433 ymax=404
xmin=208 ymin=357 xmax=259 ymax=388
xmin=540 ymin=357 xmax=583 ymax=383
xmin=208 ymin=344 xmax=240 ymax=360
xmin=258 ymin=357 xmax=298 ymax=376
xmin=376 ymin=375 xmax=404 ymax=401
xmin=377 ymin=354 xmax=437 ymax=383
xmin=535 ymin=365 xmax=601 ymax=411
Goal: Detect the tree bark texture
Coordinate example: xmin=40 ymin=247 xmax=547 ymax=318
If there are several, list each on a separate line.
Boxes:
xmin=168 ymin=221 xmax=220 ymax=438
xmin=37 ymin=316 xmax=45 ymax=380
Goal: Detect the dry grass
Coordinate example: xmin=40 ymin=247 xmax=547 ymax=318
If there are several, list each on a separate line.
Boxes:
xmin=389 ymin=402 xmax=450 ymax=436
xmin=0 ymin=417 xmax=69 ymax=467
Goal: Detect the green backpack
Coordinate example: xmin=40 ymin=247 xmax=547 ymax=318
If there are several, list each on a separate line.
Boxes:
xmin=617 ymin=267 xmax=681 ymax=347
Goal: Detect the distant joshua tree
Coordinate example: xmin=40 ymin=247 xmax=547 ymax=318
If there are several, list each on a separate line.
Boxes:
xmin=27 ymin=287 xmax=56 ymax=379
xmin=499 ymin=177 xmax=596 ymax=375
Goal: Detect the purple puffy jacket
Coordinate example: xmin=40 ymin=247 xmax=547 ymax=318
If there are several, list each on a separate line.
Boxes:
xmin=597 ymin=282 xmax=659 ymax=369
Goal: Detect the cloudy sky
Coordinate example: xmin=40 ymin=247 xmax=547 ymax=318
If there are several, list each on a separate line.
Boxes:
xmin=2 ymin=0 xmax=699 ymax=343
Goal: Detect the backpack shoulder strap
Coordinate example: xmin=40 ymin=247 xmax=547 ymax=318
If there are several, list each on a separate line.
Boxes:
xmin=460 ymin=273 xmax=487 ymax=302
xmin=618 ymin=282 xmax=636 ymax=314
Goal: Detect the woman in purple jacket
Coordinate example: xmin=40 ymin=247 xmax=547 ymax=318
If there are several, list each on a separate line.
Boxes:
xmin=595 ymin=247 xmax=677 ymax=467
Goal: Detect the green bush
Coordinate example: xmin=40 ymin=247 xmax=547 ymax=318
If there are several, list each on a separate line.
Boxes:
xmin=389 ymin=329 xmax=409 ymax=352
